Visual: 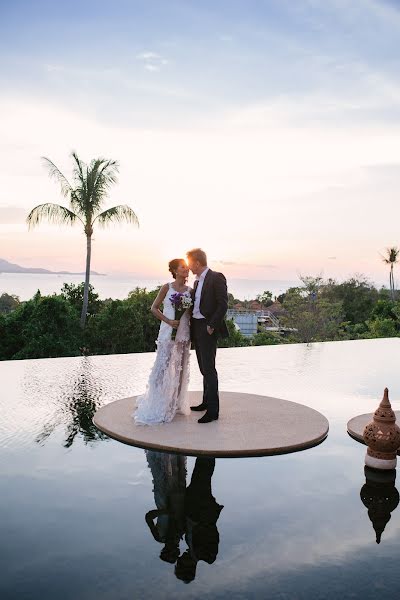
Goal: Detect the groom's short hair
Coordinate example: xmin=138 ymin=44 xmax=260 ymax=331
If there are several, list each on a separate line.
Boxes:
xmin=187 ymin=248 xmax=207 ymax=266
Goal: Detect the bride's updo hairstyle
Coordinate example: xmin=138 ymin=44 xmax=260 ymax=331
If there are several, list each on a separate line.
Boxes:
xmin=168 ymin=258 xmax=185 ymax=279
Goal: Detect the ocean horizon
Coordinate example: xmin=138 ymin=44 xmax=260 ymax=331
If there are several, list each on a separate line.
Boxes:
xmin=0 ymin=272 xmax=300 ymax=302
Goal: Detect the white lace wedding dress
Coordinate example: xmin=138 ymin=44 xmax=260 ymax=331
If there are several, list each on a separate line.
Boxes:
xmin=134 ymin=283 xmax=191 ymax=424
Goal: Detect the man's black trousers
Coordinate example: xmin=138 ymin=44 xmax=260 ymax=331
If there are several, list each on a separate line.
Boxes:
xmin=192 ymin=318 xmax=219 ymax=418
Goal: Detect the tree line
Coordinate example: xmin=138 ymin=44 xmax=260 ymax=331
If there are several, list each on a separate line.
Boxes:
xmin=0 ymin=274 xmax=398 ymax=360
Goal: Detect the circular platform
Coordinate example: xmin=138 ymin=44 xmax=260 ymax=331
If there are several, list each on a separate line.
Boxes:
xmin=93 ymin=391 xmax=329 ymax=457
xmin=347 ymin=411 xmax=400 ymax=455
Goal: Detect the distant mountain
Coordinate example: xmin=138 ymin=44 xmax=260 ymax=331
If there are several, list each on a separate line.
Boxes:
xmin=0 ymin=258 xmax=106 ymax=276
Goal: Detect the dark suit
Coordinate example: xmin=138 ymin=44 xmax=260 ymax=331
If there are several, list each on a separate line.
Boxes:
xmin=191 ymin=269 xmax=228 ymax=417
xmin=175 ymin=458 xmax=223 ymax=583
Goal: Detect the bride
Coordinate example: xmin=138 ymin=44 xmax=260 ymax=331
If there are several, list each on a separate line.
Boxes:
xmin=134 ymin=258 xmax=192 ymax=424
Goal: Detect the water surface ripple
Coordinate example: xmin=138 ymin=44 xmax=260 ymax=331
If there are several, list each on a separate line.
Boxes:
xmin=1 ymin=339 xmax=400 ymax=599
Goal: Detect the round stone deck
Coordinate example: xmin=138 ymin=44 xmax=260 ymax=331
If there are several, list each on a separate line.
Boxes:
xmin=347 ymin=411 xmax=400 ymax=455
xmin=93 ymin=391 xmax=329 ymax=457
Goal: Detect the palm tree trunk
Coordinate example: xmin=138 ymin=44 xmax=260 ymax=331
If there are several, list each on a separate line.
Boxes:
xmin=80 ymin=234 xmax=92 ymax=328
xmin=390 ymin=264 xmax=394 ymax=301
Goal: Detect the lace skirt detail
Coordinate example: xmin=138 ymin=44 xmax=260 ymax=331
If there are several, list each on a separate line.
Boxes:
xmin=134 ymin=339 xmax=191 ymax=425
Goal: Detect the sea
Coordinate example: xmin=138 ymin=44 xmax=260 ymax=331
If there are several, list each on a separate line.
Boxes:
xmin=0 ymin=273 xmax=298 ymax=301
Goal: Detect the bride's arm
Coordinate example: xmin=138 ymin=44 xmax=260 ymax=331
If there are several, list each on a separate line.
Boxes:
xmin=151 ymin=284 xmax=179 ymax=327
xmin=145 ymin=509 xmax=169 ymax=541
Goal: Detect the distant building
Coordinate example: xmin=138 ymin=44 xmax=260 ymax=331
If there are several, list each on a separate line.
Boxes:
xmin=226 ymin=310 xmax=258 ymax=336
xmin=227 ymin=302 xmax=295 ymax=337
xmin=233 ymin=302 xmax=244 ymax=311
xmin=249 ymin=300 xmax=263 ymax=311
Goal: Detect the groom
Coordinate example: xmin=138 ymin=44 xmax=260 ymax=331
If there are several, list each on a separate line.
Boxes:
xmin=186 ymin=248 xmax=229 ymax=423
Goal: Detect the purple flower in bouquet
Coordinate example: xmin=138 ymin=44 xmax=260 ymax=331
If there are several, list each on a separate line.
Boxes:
xmin=170 ymin=291 xmax=193 ymax=340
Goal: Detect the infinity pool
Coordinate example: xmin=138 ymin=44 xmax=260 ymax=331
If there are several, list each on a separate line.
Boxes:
xmin=1 ymin=339 xmax=400 ymax=599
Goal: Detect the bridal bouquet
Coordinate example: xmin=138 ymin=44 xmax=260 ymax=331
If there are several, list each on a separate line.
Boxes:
xmin=170 ymin=291 xmax=193 ymax=340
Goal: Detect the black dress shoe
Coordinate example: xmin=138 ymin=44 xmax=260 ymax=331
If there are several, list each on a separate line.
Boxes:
xmin=191 ymin=403 xmax=208 ymax=412
xmin=198 ymin=413 xmax=219 ymax=423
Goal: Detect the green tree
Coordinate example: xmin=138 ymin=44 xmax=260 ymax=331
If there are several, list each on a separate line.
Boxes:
xmin=227 ymin=292 xmax=241 ymax=309
xmin=0 ymin=293 xmax=20 ymax=314
xmin=60 ymin=282 xmax=101 ymax=316
xmin=218 ymin=319 xmax=251 ymax=347
xmin=10 ymin=293 xmax=82 ymax=359
xmin=126 ymin=287 xmax=162 ymax=349
xmin=370 ymin=298 xmax=397 ymax=321
xmin=85 ymin=299 xmax=144 ymax=354
xmin=251 ymin=331 xmax=281 ymax=346
xmin=381 ymin=247 xmax=399 ymax=301
xmin=365 ymin=317 xmax=398 ymax=338
xmin=0 ymin=293 xmax=38 ymax=359
xmin=85 ymin=287 xmax=160 ymax=354
xmin=299 ymin=275 xmax=324 ymax=297
xmin=281 ymin=287 xmax=343 ymax=343
xmin=338 ymin=321 xmax=368 ymax=340
xmin=0 ymin=313 xmax=10 ymax=359
xmin=256 ymin=290 xmax=273 ymax=307
xmin=321 ymin=276 xmax=378 ymax=325
xmin=27 ymin=152 xmax=139 ymax=328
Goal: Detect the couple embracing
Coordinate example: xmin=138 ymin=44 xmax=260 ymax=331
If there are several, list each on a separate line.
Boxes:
xmin=134 ymin=248 xmax=229 ymax=425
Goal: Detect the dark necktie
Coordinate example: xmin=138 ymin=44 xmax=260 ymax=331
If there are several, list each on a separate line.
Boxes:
xmin=192 ymin=279 xmax=199 ymax=301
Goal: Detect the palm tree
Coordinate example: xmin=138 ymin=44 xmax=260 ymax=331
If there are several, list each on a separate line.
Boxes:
xmin=27 ymin=152 xmax=139 ymax=328
xmin=381 ymin=247 xmax=399 ymax=301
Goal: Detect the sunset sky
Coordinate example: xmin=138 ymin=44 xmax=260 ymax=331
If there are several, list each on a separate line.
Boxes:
xmin=1 ymin=0 xmax=400 ymax=285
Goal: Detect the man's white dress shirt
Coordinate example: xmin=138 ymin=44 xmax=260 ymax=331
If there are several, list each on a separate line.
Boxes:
xmin=192 ymin=267 xmax=209 ymax=319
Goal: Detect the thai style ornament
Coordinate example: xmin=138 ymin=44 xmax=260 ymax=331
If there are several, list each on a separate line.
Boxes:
xmin=363 ymin=388 xmax=400 ymax=470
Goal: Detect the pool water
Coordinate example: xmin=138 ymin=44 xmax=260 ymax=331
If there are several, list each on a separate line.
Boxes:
xmin=1 ymin=339 xmax=400 ymax=599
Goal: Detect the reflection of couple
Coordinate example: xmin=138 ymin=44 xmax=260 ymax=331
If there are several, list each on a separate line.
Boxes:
xmin=134 ymin=248 xmax=229 ymax=425
xmin=145 ymin=450 xmax=223 ymax=583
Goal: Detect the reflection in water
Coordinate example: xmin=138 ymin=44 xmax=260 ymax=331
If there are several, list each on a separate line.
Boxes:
xmin=145 ymin=451 xmax=187 ymax=564
xmin=360 ymin=466 xmax=400 ymax=544
xmin=34 ymin=357 xmax=109 ymax=448
xmin=145 ymin=451 xmax=223 ymax=583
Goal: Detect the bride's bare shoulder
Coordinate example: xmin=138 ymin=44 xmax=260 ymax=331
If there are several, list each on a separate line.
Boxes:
xmin=155 ymin=283 xmax=170 ymax=298
xmin=151 ymin=283 xmax=170 ymax=311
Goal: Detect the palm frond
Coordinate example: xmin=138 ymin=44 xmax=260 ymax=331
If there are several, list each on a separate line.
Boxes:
xmin=71 ymin=151 xmax=87 ymax=185
xmin=26 ymin=203 xmax=82 ymax=229
xmin=382 ymin=247 xmax=400 ymax=264
xmin=69 ymin=153 xmax=119 ymax=216
xmin=70 ymin=151 xmax=88 ymax=212
xmin=389 ymin=247 xmax=399 ymax=262
xmin=41 ymin=157 xmax=78 ymax=201
xmin=90 ymin=159 xmax=119 ymax=211
xmin=92 ymin=205 xmax=139 ymax=228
